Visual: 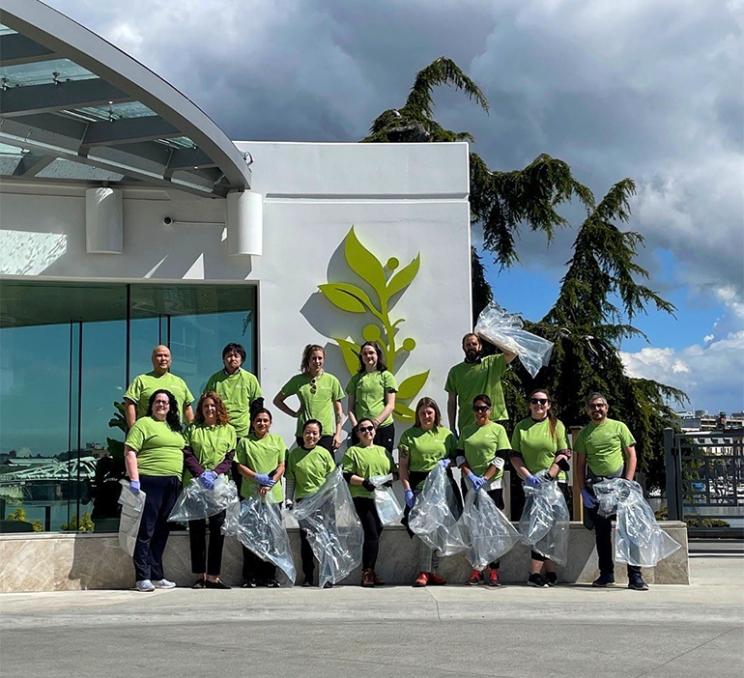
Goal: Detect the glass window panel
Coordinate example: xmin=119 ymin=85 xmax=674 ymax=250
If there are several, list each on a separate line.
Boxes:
xmin=0 ymin=58 xmax=97 ymax=87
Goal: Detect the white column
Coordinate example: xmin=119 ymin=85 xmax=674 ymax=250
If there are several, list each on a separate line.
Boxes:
xmin=85 ymin=187 xmax=123 ymax=254
xmin=226 ymin=190 xmax=263 ymax=256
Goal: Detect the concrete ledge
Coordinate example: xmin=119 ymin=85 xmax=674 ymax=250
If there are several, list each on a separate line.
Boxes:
xmin=0 ymin=521 xmax=688 ymax=592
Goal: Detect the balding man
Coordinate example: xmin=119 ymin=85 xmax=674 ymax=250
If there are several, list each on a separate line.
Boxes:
xmin=123 ymin=345 xmax=194 ymax=428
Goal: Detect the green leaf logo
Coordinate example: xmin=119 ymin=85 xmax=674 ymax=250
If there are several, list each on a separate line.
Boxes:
xmin=386 ymin=254 xmax=420 ymax=299
xmin=318 ymin=282 xmax=373 ymax=313
xmin=345 ymin=226 xmax=387 ymax=298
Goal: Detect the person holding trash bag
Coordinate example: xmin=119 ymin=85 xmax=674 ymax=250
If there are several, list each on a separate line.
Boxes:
xmin=182 ymin=391 xmax=236 ymax=590
xmin=285 ymin=419 xmax=337 ymax=587
xmin=341 ymin=418 xmax=396 ymax=587
xmin=124 ymin=389 xmax=185 ymax=592
xmin=346 ymin=342 xmax=398 ymax=454
xmin=399 ymin=397 xmax=457 ymax=587
xmin=574 ymin=392 xmax=648 ymax=591
xmin=510 ymin=389 xmax=571 ymax=587
xmin=235 ymin=407 xmax=287 ymax=588
xmin=456 ymin=393 xmax=512 ymax=586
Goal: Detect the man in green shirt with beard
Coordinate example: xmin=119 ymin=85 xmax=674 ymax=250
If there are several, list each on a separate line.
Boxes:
xmin=574 ymin=392 xmax=648 ymax=591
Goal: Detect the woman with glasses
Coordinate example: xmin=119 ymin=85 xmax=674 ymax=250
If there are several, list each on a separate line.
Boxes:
xmin=341 ymin=418 xmax=396 ymax=587
xmin=509 ymin=388 xmax=572 ymax=587
xmin=346 ymin=342 xmax=397 ymax=455
xmin=124 ymin=389 xmax=185 ymax=592
xmin=235 ymin=407 xmax=287 ymax=588
xmin=456 ymin=393 xmax=512 ymax=587
xmin=285 ymin=419 xmax=337 ymax=587
xmin=183 ymin=391 xmax=237 ymax=590
xmin=398 ymin=397 xmax=456 ymax=587
xmin=274 ymin=344 xmax=345 ymax=453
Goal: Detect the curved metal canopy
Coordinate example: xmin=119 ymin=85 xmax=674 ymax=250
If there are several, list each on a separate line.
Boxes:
xmin=0 ymin=0 xmax=250 ymax=196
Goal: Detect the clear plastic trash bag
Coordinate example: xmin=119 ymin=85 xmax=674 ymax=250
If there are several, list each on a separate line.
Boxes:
xmin=474 ymin=302 xmax=554 ymax=377
xmin=222 ymin=497 xmax=296 ymax=585
xmin=593 ymin=478 xmax=682 ymax=567
xmin=460 ymin=487 xmax=521 ymax=569
xmin=518 ymin=475 xmax=570 ymax=565
xmin=293 ymin=468 xmax=363 ymax=587
xmin=168 ymin=475 xmax=239 ymax=524
xmin=370 ymin=473 xmax=404 ymax=526
xmin=117 ymin=480 xmax=146 ymax=556
xmin=408 ymin=464 xmax=467 ymax=556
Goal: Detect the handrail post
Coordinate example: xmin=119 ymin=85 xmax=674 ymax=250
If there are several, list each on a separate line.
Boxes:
xmin=570 ymin=425 xmax=583 ymax=522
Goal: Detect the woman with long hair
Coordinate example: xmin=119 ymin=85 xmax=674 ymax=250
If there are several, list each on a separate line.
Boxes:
xmin=183 ymin=391 xmax=236 ymax=589
xmin=124 ymin=389 xmax=185 ymax=592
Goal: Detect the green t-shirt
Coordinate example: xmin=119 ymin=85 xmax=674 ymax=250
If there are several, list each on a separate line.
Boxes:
xmin=445 ymin=354 xmax=508 ymax=430
xmin=204 ymin=368 xmax=262 ymax=437
xmin=459 ymin=421 xmax=511 ymax=480
xmin=341 ymin=444 xmax=395 ymax=498
xmin=398 ymin=426 xmax=456 ymax=489
xmin=124 ymin=371 xmax=194 ymax=421
xmin=125 ymin=416 xmax=185 ymax=479
xmin=511 ymin=417 xmax=569 ymax=481
xmin=281 ymin=372 xmax=344 ymax=437
xmin=286 ymin=445 xmax=336 ymax=499
xmin=236 ymin=432 xmax=287 ymax=503
xmin=183 ymin=423 xmax=236 ymax=485
xmin=574 ymin=418 xmax=635 ymax=476
xmin=346 ymin=370 xmax=398 ymax=427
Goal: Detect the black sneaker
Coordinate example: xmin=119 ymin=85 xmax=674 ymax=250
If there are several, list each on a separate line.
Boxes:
xmin=242 ymin=578 xmax=257 ymax=589
xmin=545 ymin=572 xmax=558 ymax=586
xmin=628 ymin=575 xmax=649 ymax=591
xmin=302 ymin=576 xmax=313 ymax=587
xmin=592 ymin=573 xmax=615 ymax=587
xmin=527 ymin=573 xmax=549 ymax=588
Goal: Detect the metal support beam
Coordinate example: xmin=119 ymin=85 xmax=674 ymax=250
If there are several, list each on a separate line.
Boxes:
xmin=664 ymin=427 xmax=682 ymax=521
xmin=0 ymin=78 xmax=131 ymax=117
xmin=11 ymin=151 xmax=55 ymax=176
xmin=81 ymin=116 xmax=180 ymax=148
xmin=167 ymin=147 xmax=215 ymax=171
xmin=0 ymin=32 xmax=55 ymax=66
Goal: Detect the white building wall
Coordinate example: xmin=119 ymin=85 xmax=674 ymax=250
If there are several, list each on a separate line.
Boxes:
xmin=0 ymin=142 xmax=472 ymax=445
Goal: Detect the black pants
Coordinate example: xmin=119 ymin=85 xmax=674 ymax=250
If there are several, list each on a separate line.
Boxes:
xmin=299 ymin=525 xmax=315 ymax=579
xmin=531 ymin=482 xmax=569 ymax=562
xmin=353 ymin=496 xmax=383 ymax=570
xmin=350 ymin=423 xmax=395 ymax=455
xmin=591 ymin=507 xmax=642 ymax=578
xmin=295 ymin=435 xmax=334 ymax=453
xmin=133 ymin=475 xmax=180 ymax=582
xmin=462 ymin=485 xmax=503 ymax=569
xmin=242 ymin=546 xmax=276 ymax=581
xmin=188 ymin=510 xmax=226 ymax=576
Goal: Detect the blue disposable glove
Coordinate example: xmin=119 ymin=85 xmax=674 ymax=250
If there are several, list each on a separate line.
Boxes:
xmin=404 ymin=489 xmax=415 ymax=508
xmin=468 ymin=474 xmax=486 ymax=491
xmin=581 ymin=488 xmax=597 ymax=509
xmin=525 ymin=474 xmax=541 ymax=488
xmin=129 ymin=480 xmax=140 ymax=495
xmin=255 ymin=473 xmax=275 ymax=487
xmin=198 ymin=471 xmax=217 ymax=489
xmin=438 ymin=459 xmax=451 ymax=469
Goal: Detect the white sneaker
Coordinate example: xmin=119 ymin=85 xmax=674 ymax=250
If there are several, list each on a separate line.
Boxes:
xmin=136 ymin=579 xmax=155 ymax=592
xmin=152 ymin=578 xmax=176 ymax=589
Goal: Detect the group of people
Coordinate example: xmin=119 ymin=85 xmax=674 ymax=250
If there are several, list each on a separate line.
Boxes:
xmin=122 ymin=332 xmax=650 ymax=593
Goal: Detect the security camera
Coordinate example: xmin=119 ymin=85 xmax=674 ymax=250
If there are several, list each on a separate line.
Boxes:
xmin=162 ymin=216 xmax=174 ymax=226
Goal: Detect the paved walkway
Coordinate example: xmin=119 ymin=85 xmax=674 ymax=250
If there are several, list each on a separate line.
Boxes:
xmin=2 ymin=543 xmax=742 ymax=678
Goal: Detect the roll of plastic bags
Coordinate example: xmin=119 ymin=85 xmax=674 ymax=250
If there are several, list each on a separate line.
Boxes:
xmin=460 ymin=487 xmax=521 ymax=570
xmin=168 ymin=475 xmax=239 ymax=524
xmin=117 ymin=480 xmax=146 ymax=556
xmin=593 ymin=478 xmax=681 ymax=567
xmin=370 ymin=474 xmax=404 ymax=526
xmin=474 ymin=302 xmax=554 ymax=377
xmin=293 ymin=468 xmax=363 ymax=588
xmin=224 ymin=496 xmax=296 ymax=585
xmin=518 ymin=476 xmax=570 ymax=565
xmin=408 ymin=464 xmax=467 ymax=556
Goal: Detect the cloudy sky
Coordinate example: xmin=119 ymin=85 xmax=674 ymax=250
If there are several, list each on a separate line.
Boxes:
xmin=48 ymin=0 xmax=744 ymax=413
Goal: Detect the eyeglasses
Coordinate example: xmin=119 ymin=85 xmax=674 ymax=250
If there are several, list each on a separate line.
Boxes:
xmin=530 ymin=398 xmax=548 ymax=405
xmin=358 ymin=425 xmax=375 ymax=433
xmin=589 ymin=403 xmax=607 ymax=410
xmin=473 ymin=405 xmax=490 ymax=412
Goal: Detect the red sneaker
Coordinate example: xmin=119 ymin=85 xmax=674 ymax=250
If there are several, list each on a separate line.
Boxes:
xmin=487 ymin=568 xmax=502 ymax=587
xmin=413 ymin=571 xmax=430 ymax=587
xmin=428 ymin=572 xmax=447 ymax=586
xmin=466 ymin=569 xmax=482 ymax=585
xmin=361 ymin=569 xmax=375 ymax=588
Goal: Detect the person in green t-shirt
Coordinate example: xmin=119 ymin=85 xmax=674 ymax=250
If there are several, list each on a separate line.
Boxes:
xmin=509 ymin=389 xmax=572 ymax=588
xmin=445 ymin=333 xmax=516 ymax=435
xmin=341 ymin=418 xmax=396 ymax=587
xmin=456 ymin=393 xmax=512 ymax=587
xmin=574 ymin=391 xmax=647 ymax=591
xmin=123 ymin=389 xmax=185 ymax=592
xmin=234 ymin=407 xmax=287 ymax=588
xmin=399 ymin=397 xmax=457 ymax=587
xmin=273 ymin=344 xmax=345 ymax=453
xmin=204 ymin=342 xmax=263 ymax=438
xmin=123 ymin=345 xmax=194 ymax=428
xmin=285 ymin=419 xmax=337 ymax=587
xmin=182 ymin=391 xmax=236 ymax=590
xmin=346 ymin=341 xmax=398 ymax=454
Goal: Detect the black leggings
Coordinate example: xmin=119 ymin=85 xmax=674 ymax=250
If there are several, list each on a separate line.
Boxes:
xmin=188 ymin=510 xmax=226 ymax=576
xmin=242 ymin=546 xmax=276 ymax=581
xmin=353 ymin=496 xmax=383 ymax=570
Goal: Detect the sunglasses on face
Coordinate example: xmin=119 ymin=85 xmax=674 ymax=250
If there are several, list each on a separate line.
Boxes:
xmin=358 ymin=425 xmax=375 ymax=433
xmin=473 ymin=405 xmax=490 ymax=413
xmin=530 ymin=398 xmax=548 ymax=405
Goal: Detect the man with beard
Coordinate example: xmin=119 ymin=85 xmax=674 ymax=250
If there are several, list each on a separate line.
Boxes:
xmin=445 ymin=333 xmax=516 ymax=436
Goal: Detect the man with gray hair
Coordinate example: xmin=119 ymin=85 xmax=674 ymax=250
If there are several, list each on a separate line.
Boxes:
xmin=574 ymin=392 xmax=648 ymax=591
